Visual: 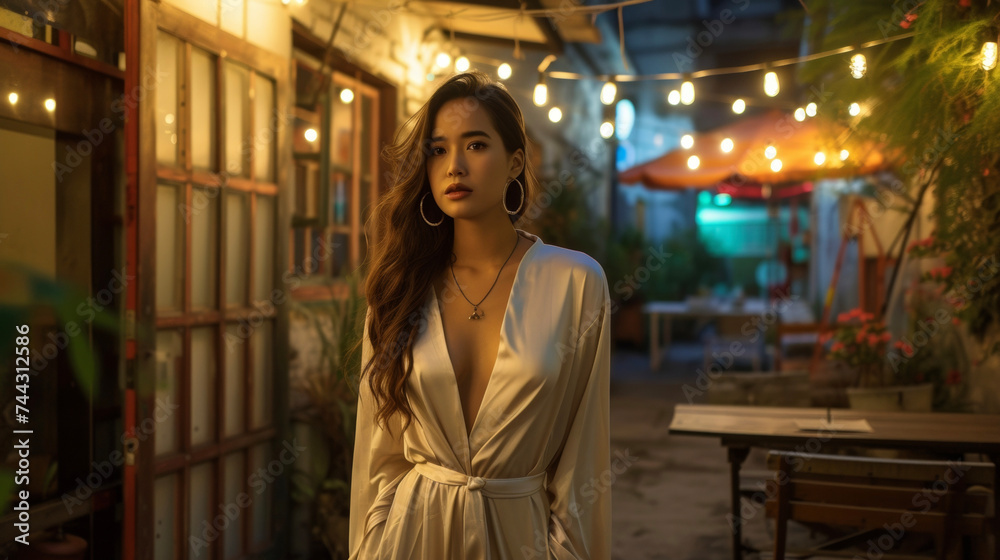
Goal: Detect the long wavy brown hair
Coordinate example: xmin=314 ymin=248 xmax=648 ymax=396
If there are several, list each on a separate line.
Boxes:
xmin=355 ymin=71 xmax=537 ymax=436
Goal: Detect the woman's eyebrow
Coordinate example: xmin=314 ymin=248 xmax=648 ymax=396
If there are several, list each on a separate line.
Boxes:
xmin=430 ymin=130 xmax=491 ymax=142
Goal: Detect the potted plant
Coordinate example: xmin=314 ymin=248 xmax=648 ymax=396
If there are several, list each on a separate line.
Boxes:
xmin=826 ymin=308 xmax=934 ymax=412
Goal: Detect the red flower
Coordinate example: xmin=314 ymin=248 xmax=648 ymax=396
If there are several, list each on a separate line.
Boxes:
xmin=856 ymin=332 xmax=866 ymax=343
xmin=951 ymin=317 xmax=961 ymax=326
xmin=880 ymin=332 xmax=891 ymax=343
xmin=837 ymin=312 xmax=851 ymax=323
xmin=831 ymin=342 xmax=845 ymax=353
xmin=946 ymin=369 xmax=962 ymax=386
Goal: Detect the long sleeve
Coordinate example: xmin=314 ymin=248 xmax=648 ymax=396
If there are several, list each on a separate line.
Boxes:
xmin=547 ymin=280 xmax=613 ymax=559
xmin=348 ymin=308 xmax=414 ymax=560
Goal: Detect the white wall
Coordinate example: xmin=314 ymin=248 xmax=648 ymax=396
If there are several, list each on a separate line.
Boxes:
xmin=0 ymin=119 xmax=56 ymax=277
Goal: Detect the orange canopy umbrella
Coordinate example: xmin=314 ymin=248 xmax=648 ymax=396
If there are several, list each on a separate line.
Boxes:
xmin=619 ymin=110 xmax=898 ymax=189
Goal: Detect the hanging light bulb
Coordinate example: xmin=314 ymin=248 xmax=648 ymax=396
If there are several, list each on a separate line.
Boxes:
xmin=680 ymin=80 xmax=695 ymax=105
xmin=849 ymin=102 xmax=861 ymax=117
xmin=849 ymin=53 xmax=867 ymax=79
xmin=340 ymin=88 xmax=354 ymax=103
xmin=497 ymin=63 xmax=512 ymax=80
xmin=600 ymin=121 xmax=615 ymax=139
xmin=981 ymin=41 xmax=998 ymax=71
xmin=455 ymin=56 xmax=470 ymax=72
xmin=840 ymin=149 xmax=849 ymax=161
xmin=667 ymin=90 xmax=681 ymax=105
xmin=732 ymin=98 xmax=746 ymax=114
xmin=435 ymin=52 xmax=452 ymax=69
xmin=764 ymin=144 xmax=777 ymax=159
xmin=681 ymin=134 xmax=694 ymax=149
xmin=771 ymin=158 xmax=783 ymax=172
xmin=8 ymin=92 xmax=17 ymax=105
xmin=548 ymin=107 xmax=562 ymax=123
xmin=44 ymin=98 xmax=56 ymax=111
xmin=720 ymin=138 xmax=734 ymax=153
xmin=805 ymin=102 xmax=817 ymax=117
xmin=304 ymin=128 xmax=318 ymax=142
xmin=533 ymin=73 xmax=547 ymax=106
xmin=764 ymin=71 xmax=780 ymax=97
xmin=600 ymin=80 xmax=617 ymax=105
xmin=687 ymin=155 xmax=700 ymax=170
xmin=794 ymin=108 xmax=806 ymax=122
xmin=814 ymin=151 xmax=826 ymax=165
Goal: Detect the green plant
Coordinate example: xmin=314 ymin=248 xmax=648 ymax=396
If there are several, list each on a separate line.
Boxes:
xmin=288 ymin=271 xmax=366 ymax=560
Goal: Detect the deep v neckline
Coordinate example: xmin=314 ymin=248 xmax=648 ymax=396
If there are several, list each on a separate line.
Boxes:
xmin=430 ymin=230 xmax=539 ymax=442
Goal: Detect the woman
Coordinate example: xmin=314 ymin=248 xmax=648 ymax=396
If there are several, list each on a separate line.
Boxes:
xmin=349 ymin=70 xmax=611 ymax=559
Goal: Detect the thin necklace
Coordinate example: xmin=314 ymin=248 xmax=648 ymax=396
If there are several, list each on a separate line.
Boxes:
xmin=450 ymin=229 xmax=519 ymax=320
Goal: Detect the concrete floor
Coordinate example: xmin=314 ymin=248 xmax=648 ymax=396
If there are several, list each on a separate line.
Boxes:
xmin=608 ymin=345 xmax=845 ymax=560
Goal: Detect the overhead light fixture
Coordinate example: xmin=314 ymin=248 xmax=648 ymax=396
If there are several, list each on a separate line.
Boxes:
xmin=840 ymin=149 xmax=849 ymax=161
xmin=814 ymin=151 xmax=826 ymax=165
xmin=680 ymin=80 xmax=695 ymax=105
xmin=681 ymin=134 xmax=694 ymax=149
xmin=794 ymin=108 xmax=806 ymax=122
xmin=764 ymin=71 xmax=779 ymax=97
xmin=548 ymin=107 xmax=562 ymax=123
xmin=340 ymin=88 xmax=354 ymax=103
xmin=533 ymin=73 xmax=547 ymax=106
xmin=44 ymin=98 xmax=56 ymax=112
xmin=600 ymin=80 xmax=617 ymax=105
xmin=304 ymin=128 xmax=318 ymax=142
xmin=805 ymin=102 xmax=817 ymax=117
xmin=982 ymin=41 xmax=998 ymax=71
xmin=8 ymin=92 xmax=18 ymax=105
xmin=850 ymin=53 xmax=867 ymax=79
xmin=435 ymin=52 xmax=452 ymax=69
xmin=770 ymin=158 xmax=782 ymax=172
xmin=497 ymin=63 xmax=512 ymax=80
xmin=732 ymin=98 xmax=745 ymax=114
xmin=720 ymin=138 xmax=734 ymax=153
xmin=765 ymin=144 xmax=777 ymax=160
xmin=600 ymin=121 xmax=614 ymax=139
xmin=687 ymin=155 xmax=700 ymax=170
xmin=849 ymin=102 xmax=861 ymax=117
xmin=455 ymin=56 xmax=470 ymax=72
xmin=667 ymin=90 xmax=681 ymax=106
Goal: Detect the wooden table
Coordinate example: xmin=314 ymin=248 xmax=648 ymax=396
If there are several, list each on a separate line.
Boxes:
xmin=643 ymin=299 xmax=768 ymax=371
xmin=668 ymin=404 xmax=1000 ymax=560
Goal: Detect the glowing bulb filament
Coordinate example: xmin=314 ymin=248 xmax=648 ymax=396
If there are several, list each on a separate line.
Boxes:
xmin=533 ymin=83 xmax=548 ymax=106
xmin=680 ymin=81 xmax=695 ymax=105
xmin=850 ymin=54 xmax=867 ymax=79
xmin=982 ymin=42 xmax=998 ymax=71
xmin=764 ymin=71 xmax=779 ymax=97
xmin=601 ymin=81 xmax=617 ymax=105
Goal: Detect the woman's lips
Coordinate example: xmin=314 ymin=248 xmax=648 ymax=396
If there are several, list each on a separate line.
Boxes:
xmin=445 ymin=190 xmax=471 ymax=200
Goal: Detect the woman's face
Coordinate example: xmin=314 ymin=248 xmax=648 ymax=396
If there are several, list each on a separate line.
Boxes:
xmin=426 ymin=98 xmax=524 ymax=221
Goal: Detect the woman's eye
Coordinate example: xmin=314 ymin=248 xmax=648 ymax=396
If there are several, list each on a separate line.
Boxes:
xmin=431 ymin=147 xmax=445 ymax=156
xmin=469 ymin=142 xmax=486 ymax=150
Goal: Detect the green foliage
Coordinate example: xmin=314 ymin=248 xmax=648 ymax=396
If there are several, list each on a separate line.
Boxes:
xmin=801 ymin=0 xmax=1000 ymax=346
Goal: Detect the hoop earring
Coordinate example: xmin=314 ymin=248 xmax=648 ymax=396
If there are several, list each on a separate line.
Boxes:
xmin=503 ymin=178 xmax=525 ymax=215
xmin=420 ymin=192 xmax=444 ymax=226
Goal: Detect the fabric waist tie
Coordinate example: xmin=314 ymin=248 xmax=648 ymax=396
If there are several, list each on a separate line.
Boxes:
xmin=413 ymin=462 xmax=547 ymax=560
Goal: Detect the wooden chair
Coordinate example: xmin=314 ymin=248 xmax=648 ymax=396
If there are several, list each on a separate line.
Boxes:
xmin=765 ymin=451 xmax=995 ymax=560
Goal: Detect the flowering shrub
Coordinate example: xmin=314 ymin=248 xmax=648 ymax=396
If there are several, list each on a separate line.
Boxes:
xmin=825 ymin=308 xmax=892 ymax=388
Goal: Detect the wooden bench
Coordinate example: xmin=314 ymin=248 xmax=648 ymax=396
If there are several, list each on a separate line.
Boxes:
xmin=764 ymin=451 xmax=995 ymax=560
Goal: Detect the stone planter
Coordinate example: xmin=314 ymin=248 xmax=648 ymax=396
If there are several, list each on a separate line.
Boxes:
xmin=846 ymin=383 xmax=934 ymax=412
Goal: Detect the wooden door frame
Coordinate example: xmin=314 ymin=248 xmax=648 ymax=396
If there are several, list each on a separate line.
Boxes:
xmin=131 ymin=1 xmax=291 ymax=558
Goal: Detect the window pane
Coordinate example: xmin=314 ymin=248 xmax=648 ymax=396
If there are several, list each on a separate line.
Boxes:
xmin=253 ymin=73 xmax=275 ymax=182
xmin=331 ymin=172 xmax=351 ymax=226
xmin=249 ymin=443 xmax=272 ymax=547
xmin=251 ymin=320 xmax=272 ymax=429
xmin=155 ymin=330 xmax=182 ymax=456
xmin=225 ymin=193 xmax=248 ymax=307
xmin=223 ymin=323 xmax=245 ymax=438
xmin=293 ymin=115 xmax=320 ymax=155
xmin=191 ymin=187 xmax=218 ymax=309
xmin=223 ymin=452 xmax=244 ymax=559
xmin=188 ymin=462 xmax=215 ymax=560
xmin=191 ymin=48 xmax=217 ymax=171
xmin=156 ymin=33 xmax=179 ymax=166
xmin=154 ymin=473 xmax=178 ymax=560
xmin=224 ymin=61 xmax=249 ymax=177
xmin=331 ymin=83 xmax=353 ymax=168
xmin=253 ymin=195 xmax=274 ymax=302
xmin=332 ymin=231 xmax=349 ymax=277
xmin=156 ymin=184 xmax=183 ymax=311
xmin=190 ymin=327 xmax=216 ymax=446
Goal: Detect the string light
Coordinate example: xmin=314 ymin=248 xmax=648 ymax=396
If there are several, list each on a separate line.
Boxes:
xmin=814 ymin=151 xmax=826 ymax=165
xmin=805 ymin=102 xmax=817 ymax=117
xmin=764 ymin=71 xmax=780 ymax=97
xmin=548 ymin=107 xmax=562 ymax=122
xmin=720 ymin=138 xmax=734 ymax=153
xmin=849 ymin=53 xmax=867 ymax=78
xmin=304 ymin=128 xmax=318 ymax=142
xmin=849 ymin=102 xmax=861 ymax=116
xmin=732 ymin=98 xmax=745 ymax=114
xmin=764 ymin=144 xmax=776 ymax=159
xmin=498 ymin=63 xmax=512 ymax=80
xmin=680 ymin=80 xmax=695 ymax=105
xmin=340 ymin=88 xmax=354 ymax=103
xmin=455 ymin=56 xmax=470 ymax=72
xmin=794 ymin=107 xmax=806 ymax=122
xmin=44 ymin=98 xmax=55 ymax=111
xmin=600 ymin=121 xmax=615 ymax=138
xmin=435 ymin=52 xmax=452 ymax=69
xmin=667 ymin=90 xmax=681 ymax=105
xmin=600 ymin=80 xmax=617 ymax=105
xmin=533 ymin=73 xmax=547 ymax=106
xmin=770 ymin=158 xmax=782 ymax=172
xmin=982 ymin=41 xmax=998 ymax=71
xmin=840 ymin=149 xmax=849 ymax=161
xmin=8 ymin=92 xmax=17 ymax=105
xmin=681 ymin=134 xmax=694 ymax=149
xmin=687 ymin=155 xmax=700 ymax=170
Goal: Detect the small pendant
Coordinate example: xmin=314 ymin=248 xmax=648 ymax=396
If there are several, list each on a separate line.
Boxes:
xmin=469 ymin=306 xmax=483 ymax=320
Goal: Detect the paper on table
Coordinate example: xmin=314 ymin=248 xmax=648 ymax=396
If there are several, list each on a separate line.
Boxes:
xmin=793 ymin=418 xmax=874 ymax=433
